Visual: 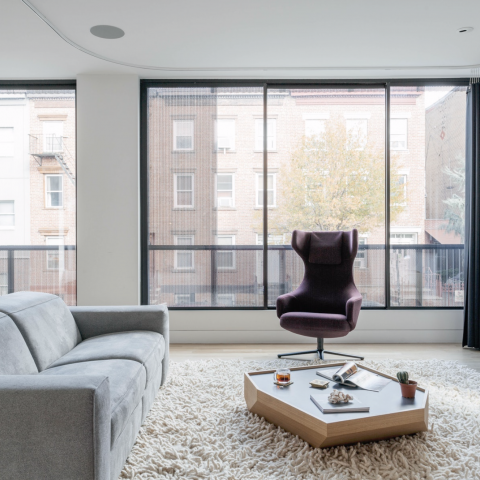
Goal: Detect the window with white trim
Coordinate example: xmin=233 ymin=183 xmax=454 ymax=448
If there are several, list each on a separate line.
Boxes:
xmin=256 ymin=233 xmax=285 ymax=245
xmin=305 ymin=119 xmax=326 ymax=138
xmin=395 ymin=174 xmax=407 ymax=204
xmin=174 ymin=293 xmax=195 ymax=305
xmin=391 ymin=118 xmax=408 ymax=150
xmin=174 ymin=174 xmax=194 ymax=208
xmin=390 ymin=233 xmax=417 ymax=245
xmin=346 ymin=119 xmax=368 ymax=150
xmin=355 ymin=237 xmax=368 ymax=269
xmin=215 ymin=119 xmax=235 ymax=150
xmin=0 ymin=200 xmax=14 ymax=227
xmin=256 ymin=173 xmax=276 ymax=207
xmin=173 ymin=120 xmax=194 ymax=151
xmin=174 ymin=235 xmax=194 ymax=269
xmin=0 ymin=127 xmax=14 ymax=157
xmin=43 ymin=121 xmax=63 ymax=152
xmin=45 ymin=174 xmax=63 ymax=208
xmin=216 ymin=173 xmax=234 ymax=208
xmin=46 ymin=236 xmax=64 ymax=270
xmin=217 ymin=293 xmax=235 ymax=306
xmin=217 ymin=235 xmax=235 ymax=269
xmin=255 ymin=118 xmax=276 ymax=151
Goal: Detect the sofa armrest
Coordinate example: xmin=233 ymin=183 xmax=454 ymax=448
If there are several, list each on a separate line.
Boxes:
xmin=70 ymin=305 xmax=170 ymax=383
xmin=0 ymin=375 xmax=110 ymax=480
xmin=276 ymin=293 xmax=298 ymax=319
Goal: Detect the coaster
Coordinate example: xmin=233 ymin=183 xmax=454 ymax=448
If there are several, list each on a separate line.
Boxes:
xmin=310 ymin=379 xmax=330 ymax=389
xmin=274 ymin=381 xmax=294 ymax=387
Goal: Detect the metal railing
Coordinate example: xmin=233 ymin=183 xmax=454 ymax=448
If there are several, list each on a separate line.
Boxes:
xmin=0 ymin=245 xmax=76 ymax=305
xmin=148 ymin=244 xmax=465 ymax=308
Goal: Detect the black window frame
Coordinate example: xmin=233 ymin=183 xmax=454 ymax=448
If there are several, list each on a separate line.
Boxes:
xmin=140 ymin=78 xmax=469 ymax=310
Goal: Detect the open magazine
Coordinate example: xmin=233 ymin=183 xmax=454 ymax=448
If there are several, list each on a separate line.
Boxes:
xmin=316 ymin=362 xmax=391 ymax=392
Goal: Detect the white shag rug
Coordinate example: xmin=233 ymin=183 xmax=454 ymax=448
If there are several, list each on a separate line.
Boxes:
xmin=120 ymin=359 xmax=480 ymax=480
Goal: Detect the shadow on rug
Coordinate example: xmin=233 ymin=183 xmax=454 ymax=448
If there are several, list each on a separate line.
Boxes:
xmin=120 ymin=359 xmax=480 ymax=480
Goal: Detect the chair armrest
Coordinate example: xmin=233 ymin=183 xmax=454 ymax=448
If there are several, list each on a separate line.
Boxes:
xmin=346 ymin=295 xmax=363 ymax=330
xmin=0 ymin=375 xmax=110 ymax=480
xmin=276 ymin=293 xmax=298 ymax=318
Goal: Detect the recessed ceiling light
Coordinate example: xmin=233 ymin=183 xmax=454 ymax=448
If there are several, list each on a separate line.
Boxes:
xmin=90 ymin=25 xmax=125 ymax=39
xmin=457 ymin=27 xmax=473 ymax=34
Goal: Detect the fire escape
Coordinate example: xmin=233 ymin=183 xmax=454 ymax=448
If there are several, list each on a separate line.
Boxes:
xmin=28 ymin=134 xmax=75 ymax=185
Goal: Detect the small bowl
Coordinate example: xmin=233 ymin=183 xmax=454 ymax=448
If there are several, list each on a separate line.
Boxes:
xmin=400 ymin=380 xmax=418 ymax=398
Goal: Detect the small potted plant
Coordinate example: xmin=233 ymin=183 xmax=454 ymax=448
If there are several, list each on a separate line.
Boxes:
xmin=396 ymin=371 xmax=417 ymax=398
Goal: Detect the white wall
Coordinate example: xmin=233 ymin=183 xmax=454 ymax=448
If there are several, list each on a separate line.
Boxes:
xmin=76 ymin=74 xmax=139 ymax=305
xmin=74 ymin=74 xmax=463 ymax=342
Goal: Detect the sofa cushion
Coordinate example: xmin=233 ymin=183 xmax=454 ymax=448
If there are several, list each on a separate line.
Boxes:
xmin=0 ymin=292 xmax=81 ymax=371
xmin=41 ymin=359 xmax=146 ymax=447
xmin=49 ymin=330 xmax=165 ymax=385
xmin=0 ymin=312 xmax=38 ymax=375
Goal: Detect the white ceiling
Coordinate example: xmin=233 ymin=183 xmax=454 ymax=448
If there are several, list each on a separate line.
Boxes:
xmin=1 ymin=0 xmax=479 ymax=79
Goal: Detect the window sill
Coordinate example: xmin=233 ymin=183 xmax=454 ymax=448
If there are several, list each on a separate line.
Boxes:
xmin=254 ymin=206 xmax=277 ymax=210
xmin=214 ymin=150 xmax=236 ymax=154
xmin=173 ymin=207 xmax=195 ymax=211
xmin=172 ymin=269 xmax=196 ymax=273
xmin=214 ymin=207 xmax=237 ymax=211
xmin=44 ymin=207 xmax=64 ymax=210
xmin=254 ymin=150 xmax=277 ymax=153
xmin=172 ymin=150 xmax=195 ymax=154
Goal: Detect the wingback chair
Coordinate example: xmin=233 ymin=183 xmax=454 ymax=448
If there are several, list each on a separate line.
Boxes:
xmin=277 ymin=229 xmax=364 ymax=360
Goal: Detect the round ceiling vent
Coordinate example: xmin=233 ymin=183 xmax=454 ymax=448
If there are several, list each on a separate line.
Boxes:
xmin=90 ymin=25 xmax=125 ymax=39
xmin=457 ymin=27 xmax=474 ymax=34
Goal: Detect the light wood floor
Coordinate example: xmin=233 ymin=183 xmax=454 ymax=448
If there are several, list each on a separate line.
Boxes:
xmin=170 ymin=343 xmax=480 ymax=372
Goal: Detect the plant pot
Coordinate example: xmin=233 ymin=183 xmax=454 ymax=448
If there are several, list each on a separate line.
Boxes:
xmin=400 ymin=380 xmax=417 ymax=398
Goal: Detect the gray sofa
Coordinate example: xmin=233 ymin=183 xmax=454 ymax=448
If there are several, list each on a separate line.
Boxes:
xmin=0 ymin=291 xmax=169 ymax=480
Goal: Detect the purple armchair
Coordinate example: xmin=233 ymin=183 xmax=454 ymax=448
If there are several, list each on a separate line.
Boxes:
xmin=277 ymin=229 xmax=364 ymax=360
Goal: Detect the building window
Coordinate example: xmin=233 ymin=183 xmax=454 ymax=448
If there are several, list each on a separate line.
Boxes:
xmin=174 ymin=235 xmax=194 ymax=270
xmin=216 ymin=174 xmax=234 ymax=208
xmin=393 ymin=174 xmax=407 ymax=204
xmin=256 ymin=173 xmax=276 ymax=207
xmin=43 ymin=121 xmax=63 ymax=152
xmin=174 ymin=293 xmax=195 ymax=305
xmin=0 ymin=127 xmax=14 ymax=157
xmin=173 ymin=120 xmax=194 ymax=151
xmin=256 ymin=233 xmax=285 ymax=245
xmin=217 ymin=294 xmax=235 ymax=306
xmin=346 ymin=119 xmax=368 ymax=150
xmin=174 ymin=174 xmax=194 ymax=208
xmin=391 ymin=118 xmax=408 ymax=150
xmin=217 ymin=235 xmax=235 ymax=269
xmin=0 ymin=200 xmax=14 ymax=228
xmin=255 ymin=118 xmax=276 ymax=151
xmin=355 ymin=238 xmax=368 ymax=269
xmin=45 ymin=175 xmax=63 ymax=208
xmin=305 ymin=119 xmax=326 ymax=139
xmin=390 ymin=233 xmax=417 ymax=245
xmin=46 ymin=236 xmax=64 ymax=270
xmin=215 ymin=119 xmax=235 ymax=150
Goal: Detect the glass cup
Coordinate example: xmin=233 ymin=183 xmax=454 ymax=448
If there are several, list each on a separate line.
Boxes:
xmin=274 ymin=368 xmax=291 ymax=384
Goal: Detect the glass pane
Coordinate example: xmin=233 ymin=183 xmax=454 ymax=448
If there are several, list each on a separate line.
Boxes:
xmin=389 ymin=86 xmax=467 ymax=307
xmin=48 ymin=175 xmax=62 ymax=191
xmin=177 ymin=252 xmax=193 ymax=268
xmin=267 ymin=88 xmax=386 ymax=307
xmin=49 ymin=192 xmax=62 ymax=207
xmin=0 ymin=89 xmax=76 ymax=304
xmin=148 ymin=86 xmax=264 ymax=307
xmin=177 ymin=175 xmax=192 ymax=190
xmin=0 ymin=201 xmax=14 ymax=214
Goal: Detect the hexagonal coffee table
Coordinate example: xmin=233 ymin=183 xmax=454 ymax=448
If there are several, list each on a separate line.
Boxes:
xmin=244 ymin=362 xmax=429 ymax=448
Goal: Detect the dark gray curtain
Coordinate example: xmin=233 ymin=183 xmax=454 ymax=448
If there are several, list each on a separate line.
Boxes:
xmin=463 ymin=82 xmax=480 ymax=348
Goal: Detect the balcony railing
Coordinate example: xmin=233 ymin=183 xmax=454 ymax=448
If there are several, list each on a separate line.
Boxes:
xmin=0 ymin=244 xmax=464 ymax=309
xmin=148 ymin=244 xmax=464 ymax=308
xmin=0 ymin=246 xmax=76 ymax=305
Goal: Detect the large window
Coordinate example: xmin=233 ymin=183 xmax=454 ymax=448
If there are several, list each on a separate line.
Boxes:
xmin=0 ymin=87 xmax=76 ymax=304
xmin=143 ymin=82 xmax=466 ymax=309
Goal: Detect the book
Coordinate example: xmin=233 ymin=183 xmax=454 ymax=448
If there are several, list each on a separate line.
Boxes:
xmin=316 ymin=362 xmax=391 ymax=392
xmin=310 ymin=393 xmax=370 ymax=413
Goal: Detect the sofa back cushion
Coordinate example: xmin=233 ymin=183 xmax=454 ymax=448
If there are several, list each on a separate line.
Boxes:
xmin=0 ymin=312 xmax=38 ymax=375
xmin=0 ymin=292 xmax=81 ymax=371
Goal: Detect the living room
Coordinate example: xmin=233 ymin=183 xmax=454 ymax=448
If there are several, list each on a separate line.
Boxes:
xmin=0 ymin=1 xmax=479 ymax=479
